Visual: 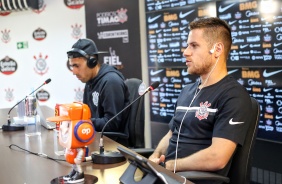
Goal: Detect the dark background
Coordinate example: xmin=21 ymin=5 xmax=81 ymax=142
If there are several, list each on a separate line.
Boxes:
xmin=85 ymin=0 xmax=142 ymax=79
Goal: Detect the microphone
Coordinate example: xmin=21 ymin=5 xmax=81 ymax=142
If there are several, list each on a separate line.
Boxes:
xmin=1 ymin=78 xmax=52 ymax=131
xmin=85 ymin=81 xmax=160 ymax=164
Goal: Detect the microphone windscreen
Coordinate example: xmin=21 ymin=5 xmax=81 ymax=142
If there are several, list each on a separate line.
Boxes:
xmin=45 ymin=78 xmax=51 ymax=84
xmin=150 ymin=81 xmax=160 ymax=90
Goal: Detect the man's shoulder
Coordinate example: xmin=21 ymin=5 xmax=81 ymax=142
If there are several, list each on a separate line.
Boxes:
xmin=99 ymin=65 xmax=125 ymax=81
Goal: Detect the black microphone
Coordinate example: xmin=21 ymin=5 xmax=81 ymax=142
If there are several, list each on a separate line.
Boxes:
xmin=84 ymin=81 xmax=160 ymax=164
xmin=1 ymin=78 xmax=52 ymax=131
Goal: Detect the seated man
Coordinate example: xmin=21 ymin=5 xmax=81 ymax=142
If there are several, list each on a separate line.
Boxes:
xmin=149 ymin=17 xmax=252 ymax=183
xmin=67 ymin=38 xmax=130 ymax=143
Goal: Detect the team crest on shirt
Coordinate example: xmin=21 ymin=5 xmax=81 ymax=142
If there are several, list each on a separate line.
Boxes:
xmin=195 ymin=101 xmax=211 ymax=120
xmin=92 ymin=91 xmax=99 ymax=106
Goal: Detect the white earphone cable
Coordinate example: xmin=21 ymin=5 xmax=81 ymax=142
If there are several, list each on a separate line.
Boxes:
xmin=173 ymin=55 xmax=220 ymax=173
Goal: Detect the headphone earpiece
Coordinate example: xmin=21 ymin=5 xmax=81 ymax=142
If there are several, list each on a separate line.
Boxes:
xmin=68 ymin=48 xmax=98 ymax=68
xmin=209 ymin=44 xmax=216 ymax=54
xmin=87 ymin=56 xmax=97 ymax=69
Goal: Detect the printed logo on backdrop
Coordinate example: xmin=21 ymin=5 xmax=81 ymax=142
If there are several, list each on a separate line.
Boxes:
xmin=1 ymin=29 xmax=11 ymax=43
xmin=64 ymin=0 xmax=84 ymax=9
xmin=74 ymin=87 xmax=84 ymax=102
xmin=33 ymin=28 xmax=47 ymax=41
xmin=0 ymin=3 xmax=11 ymax=16
xmin=4 ymin=88 xmax=14 ymax=102
xmin=32 ymin=1 xmax=46 ymax=14
xmin=103 ymin=47 xmax=123 ymax=69
xmin=0 ymin=12 xmax=11 ymax=16
xmin=97 ymin=8 xmax=128 ymax=27
xmin=36 ymin=89 xmax=50 ymax=102
xmin=97 ymin=29 xmax=129 ymax=43
xmin=71 ymin=23 xmax=83 ymax=39
xmin=33 ymin=53 xmax=49 ymax=75
xmin=0 ymin=56 xmax=17 ymax=75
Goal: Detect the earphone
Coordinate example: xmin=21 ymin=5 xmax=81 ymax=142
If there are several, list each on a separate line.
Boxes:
xmin=209 ymin=44 xmax=216 ymax=54
xmin=69 ymin=48 xmax=98 ymax=68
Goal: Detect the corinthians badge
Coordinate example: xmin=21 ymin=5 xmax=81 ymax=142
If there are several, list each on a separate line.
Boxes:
xmin=195 ymin=101 xmax=211 ymax=120
xmin=34 ymin=53 xmax=49 ymax=75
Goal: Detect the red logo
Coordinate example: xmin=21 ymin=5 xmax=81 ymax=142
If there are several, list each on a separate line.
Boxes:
xmin=5 ymin=88 xmax=14 ymax=102
xmin=0 ymin=56 xmax=17 ymax=75
xmin=71 ymin=23 xmax=83 ymax=39
xmin=32 ymin=2 xmax=46 ymax=14
xmin=64 ymin=0 xmax=84 ymax=9
xmin=36 ymin=89 xmax=50 ymax=102
xmin=0 ymin=12 xmax=11 ymax=16
xmin=1 ymin=29 xmax=11 ymax=43
xmin=117 ymin=8 xmax=128 ymax=23
xmin=33 ymin=28 xmax=47 ymax=41
xmin=33 ymin=53 xmax=49 ymax=75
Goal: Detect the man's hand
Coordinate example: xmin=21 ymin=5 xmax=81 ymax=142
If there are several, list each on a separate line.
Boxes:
xmin=164 ymin=159 xmax=175 ymax=171
xmin=149 ymin=154 xmax=165 ymax=165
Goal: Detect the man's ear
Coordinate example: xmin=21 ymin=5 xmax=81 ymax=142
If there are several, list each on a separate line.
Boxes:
xmin=214 ymin=42 xmax=224 ymax=58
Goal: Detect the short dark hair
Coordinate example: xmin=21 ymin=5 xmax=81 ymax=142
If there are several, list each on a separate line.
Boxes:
xmin=189 ymin=17 xmax=232 ymax=57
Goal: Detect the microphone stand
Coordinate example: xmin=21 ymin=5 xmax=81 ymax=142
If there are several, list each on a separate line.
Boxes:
xmin=86 ymin=82 xmax=160 ymax=164
xmin=1 ymin=79 xmax=51 ymax=131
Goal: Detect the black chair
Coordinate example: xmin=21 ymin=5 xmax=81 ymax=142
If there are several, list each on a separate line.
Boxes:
xmin=124 ymin=78 xmax=156 ymax=157
xmin=124 ymin=78 xmax=145 ymax=148
xmin=103 ymin=78 xmax=146 ymax=148
xmin=177 ymin=97 xmax=260 ymax=184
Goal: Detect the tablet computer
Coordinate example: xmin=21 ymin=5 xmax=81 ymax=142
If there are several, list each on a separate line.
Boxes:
xmin=117 ymin=146 xmax=185 ymax=184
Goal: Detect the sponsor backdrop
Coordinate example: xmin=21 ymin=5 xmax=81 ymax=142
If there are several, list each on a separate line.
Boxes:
xmin=84 ymin=0 xmax=142 ymax=79
xmin=1 ymin=0 xmax=282 ymax=143
xmin=0 ymin=1 xmax=87 ymax=110
xmin=145 ymin=0 xmax=282 ymax=144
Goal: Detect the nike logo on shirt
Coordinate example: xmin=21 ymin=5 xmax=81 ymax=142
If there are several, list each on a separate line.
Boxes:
xmin=229 ymin=118 xmax=244 ymax=125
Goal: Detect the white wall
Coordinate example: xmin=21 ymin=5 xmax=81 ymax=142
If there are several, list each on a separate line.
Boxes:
xmin=0 ymin=0 xmax=86 ymax=109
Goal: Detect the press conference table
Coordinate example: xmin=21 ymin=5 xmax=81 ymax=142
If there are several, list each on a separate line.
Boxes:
xmin=0 ymin=127 xmax=193 ymax=184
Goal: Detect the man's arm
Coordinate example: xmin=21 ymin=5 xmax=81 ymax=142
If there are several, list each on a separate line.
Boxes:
xmin=149 ymin=130 xmax=172 ymax=164
xmin=165 ymin=137 xmax=236 ymax=172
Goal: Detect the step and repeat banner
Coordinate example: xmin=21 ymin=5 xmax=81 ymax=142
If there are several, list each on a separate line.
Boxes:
xmin=0 ymin=0 xmax=87 ymax=110
xmin=145 ymin=0 xmax=282 ymax=143
xmin=1 ymin=0 xmax=142 ymax=121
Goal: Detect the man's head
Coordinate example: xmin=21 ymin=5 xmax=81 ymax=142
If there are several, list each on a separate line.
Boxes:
xmin=67 ymin=38 xmax=99 ymax=69
xmin=67 ymin=39 xmax=100 ymax=83
xmin=189 ymin=17 xmax=232 ymax=57
xmin=183 ymin=17 xmax=231 ymax=76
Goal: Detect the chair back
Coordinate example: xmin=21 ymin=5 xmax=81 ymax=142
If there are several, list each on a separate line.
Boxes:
xmin=124 ymin=78 xmax=145 ymax=148
xmin=228 ymin=97 xmax=260 ymax=184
